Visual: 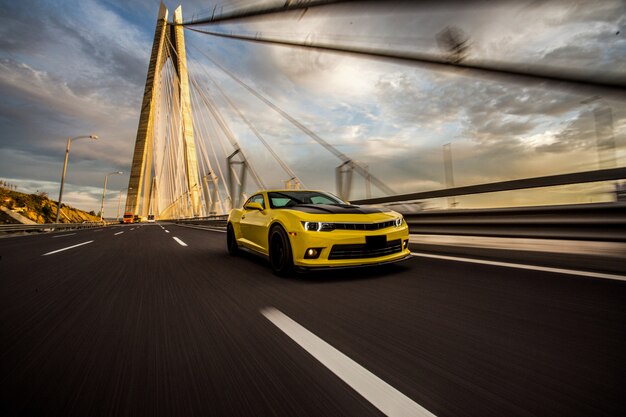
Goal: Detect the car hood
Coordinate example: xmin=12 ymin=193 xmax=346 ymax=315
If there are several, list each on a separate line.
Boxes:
xmin=287 ymin=204 xmax=388 ymax=215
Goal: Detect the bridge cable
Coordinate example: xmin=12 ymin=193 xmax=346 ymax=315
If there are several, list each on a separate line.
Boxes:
xmin=189 ymin=72 xmax=266 ymax=190
xmin=188 ymin=44 xmax=305 ymax=188
xmin=155 ymin=54 xmax=176 ymax=216
xmin=188 ymin=77 xmax=225 ymax=211
xmin=164 ymin=32 xmax=237 ymax=213
xmin=212 ymin=77 xmax=305 ymax=189
xmin=188 ymin=69 xmax=232 ymax=210
xmin=192 ymin=46 xmax=397 ymax=195
xmin=167 ymin=33 xmax=205 ymax=216
xmin=183 ymin=51 xmax=231 ymax=212
xmin=164 ymin=31 xmax=266 ymax=198
xmin=157 ymin=40 xmax=192 ymax=217
xmin=165 ymin=58 xmax=186 ymax=217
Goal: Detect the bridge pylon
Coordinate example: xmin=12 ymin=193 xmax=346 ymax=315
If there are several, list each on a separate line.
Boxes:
xmin=336 ymin=160 xmax=354 ymax=201
xmin=125 ymin=3 xmax=201 ymax=218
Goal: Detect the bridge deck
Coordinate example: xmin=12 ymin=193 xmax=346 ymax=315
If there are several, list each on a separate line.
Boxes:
xmin=1 ymin=224 xmax=624 ymax=416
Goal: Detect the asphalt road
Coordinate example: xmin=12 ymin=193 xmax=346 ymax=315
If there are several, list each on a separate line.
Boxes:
xmin=1 ymin=224 xmax=625 ymax=417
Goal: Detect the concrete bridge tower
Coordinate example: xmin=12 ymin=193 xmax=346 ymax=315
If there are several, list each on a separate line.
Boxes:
xmin=125 ymin=3 xmax=200 ymax=218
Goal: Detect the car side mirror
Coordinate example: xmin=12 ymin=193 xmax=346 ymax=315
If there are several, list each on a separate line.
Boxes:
xmin=244 ymin=201 xmax=264 ymax=211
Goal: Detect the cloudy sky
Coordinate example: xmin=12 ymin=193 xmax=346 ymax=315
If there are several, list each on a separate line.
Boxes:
xmin=0 ymin=0 xmax=624 ymax=215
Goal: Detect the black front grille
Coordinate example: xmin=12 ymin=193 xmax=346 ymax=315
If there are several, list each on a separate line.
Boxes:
xmin=329 ymin=239 xmax=402 ymax=260
xmin=332 ymin=220 xmax=395 ymax=231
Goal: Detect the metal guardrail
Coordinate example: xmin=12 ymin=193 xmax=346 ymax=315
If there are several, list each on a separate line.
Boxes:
xmin=167 ymin=203 xmax=626 ymax=242
xmin=0 ymin=222 xmax=105 ymax=234
xmin=403 ymin=202 xmax=626 ymax=242
xmin=173 ymin=215 xmax=228 ymax=228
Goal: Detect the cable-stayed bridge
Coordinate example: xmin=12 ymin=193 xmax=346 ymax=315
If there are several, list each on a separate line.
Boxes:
xmin=126 ymin=2 xmax=406 ymax=220
xmin=122 ymin=1 xmax=625 ymax=221
xmin=1 ymin=2 xmax=625 ymax=417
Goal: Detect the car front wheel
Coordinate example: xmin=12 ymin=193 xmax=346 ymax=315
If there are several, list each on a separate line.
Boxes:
xmin=269 ymin=225 xmax=294 ymax=276
xmin=227 ymin=224 xmax=239 ymax=256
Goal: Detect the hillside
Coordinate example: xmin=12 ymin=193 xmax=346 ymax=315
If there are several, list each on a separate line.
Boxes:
xmin=0 ymin=188 xmax=100 ymax=224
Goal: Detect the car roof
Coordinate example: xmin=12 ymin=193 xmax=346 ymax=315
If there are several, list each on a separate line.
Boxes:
xmin=255 ymin=189 xmax=323 ymax=193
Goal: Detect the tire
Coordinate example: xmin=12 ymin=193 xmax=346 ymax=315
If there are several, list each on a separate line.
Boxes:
xmin=269 ymin=225 xmax=294 ymax=276
xmin=227 ymin=224 xmax=239 ymax=256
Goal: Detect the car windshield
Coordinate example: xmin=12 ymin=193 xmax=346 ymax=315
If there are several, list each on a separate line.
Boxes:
xmin=268 ymin=191 xmax=345 ymax=209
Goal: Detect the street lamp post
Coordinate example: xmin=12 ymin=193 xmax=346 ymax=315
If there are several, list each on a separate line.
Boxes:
xmin=56 ymin=135 xmax=98 ymax=224
xmin=117 ymin=189 xmax=123 ymax=222
xmin=100 ymin=171 xmax=123 ymax=222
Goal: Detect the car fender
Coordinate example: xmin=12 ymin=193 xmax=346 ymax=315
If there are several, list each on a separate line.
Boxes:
xmin=227 ymin=209 xmax=245 ymax=238
xmin=268 ymin=210 xmax=302 ymax=235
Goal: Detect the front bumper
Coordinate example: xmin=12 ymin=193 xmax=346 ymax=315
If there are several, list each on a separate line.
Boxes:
xmin=289 ymin=225 xmax=410 ymax=268
xmin=294 ymin=252 xmax=411 ymax=271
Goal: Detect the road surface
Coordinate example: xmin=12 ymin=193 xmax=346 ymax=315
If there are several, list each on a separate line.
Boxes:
xmin=1 ymin=223 xmax=624 ymax=416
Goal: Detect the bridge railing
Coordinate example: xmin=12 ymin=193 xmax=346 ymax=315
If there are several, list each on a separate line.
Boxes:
xmin=171 ymin=215 xmax=229 ymax=229
xmin=0 ymin=222 xmax=105 ymax=235
xmin=163 ymin=167 xmax=626 ymax=242
xmin=164 ymin=203 xmax=626 ymax=242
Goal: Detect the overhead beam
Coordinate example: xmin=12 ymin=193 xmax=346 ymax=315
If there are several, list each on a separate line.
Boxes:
xmin=181 ymin=0 xmax=357 ymax=26
xmin=351 ymin=167 xmax=626 ymax=205
xmin=187 ymin=28 xmax=625 ymax=97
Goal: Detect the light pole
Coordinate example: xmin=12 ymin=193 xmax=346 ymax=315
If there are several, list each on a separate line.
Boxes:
xmin=56 ymin=135 xmax=98 ymax=224
xmin=100 ymin=171 xmax=123 ymax=222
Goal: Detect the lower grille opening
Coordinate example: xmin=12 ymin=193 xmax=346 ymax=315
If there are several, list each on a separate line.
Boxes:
xmin=328 ymin=239 xmax=402 ymax=260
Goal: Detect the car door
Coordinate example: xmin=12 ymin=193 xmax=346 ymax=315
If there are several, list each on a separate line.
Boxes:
xmin=240 ymin=193 xmax=270 ymax=254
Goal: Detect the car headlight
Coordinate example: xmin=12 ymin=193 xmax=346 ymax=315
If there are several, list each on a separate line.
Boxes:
xmin=394 ymin=216 xmax=403 ymax=227
xmin=302 ymin=221 xmax=335 ymax=232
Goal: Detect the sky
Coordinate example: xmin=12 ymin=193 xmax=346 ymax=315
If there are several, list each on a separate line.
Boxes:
xmin=0 ymin=0 xmax=624 ymax=215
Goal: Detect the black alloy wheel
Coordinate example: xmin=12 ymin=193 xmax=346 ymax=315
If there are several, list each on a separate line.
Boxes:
xmin=269 ymin=225 xmax=294 ymax=276
xmin=227 ymin=224 xmax=239 ymax=256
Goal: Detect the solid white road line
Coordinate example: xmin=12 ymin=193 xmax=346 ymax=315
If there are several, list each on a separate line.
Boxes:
xmin=409 ymin=234 xmax=626 ymax=258
xmin=173 ymin=237 xmax=187 ymax=247
xmin=261 ymin=307 xmax=436 ymax=417
xmin=52 ymin=233 xmax=76 ymax=238
xmin=114 ymin=231 xmax=124 ymax=236
xmin=43 ymin=240 xmax=94 ymax=256
xmin=411 ymin=252 xmax=626 ymax=282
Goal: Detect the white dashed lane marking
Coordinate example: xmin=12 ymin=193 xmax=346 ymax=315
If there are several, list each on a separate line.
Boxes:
xmin=52 ymin=233 xmax=76 ymax=238
xmin=261 ymin=307 xmax=436 ymax=417
xmin=43 ymin=241 xmax=94 ymax=256
xmin=173 ymin=237 xmax=187 ymax=247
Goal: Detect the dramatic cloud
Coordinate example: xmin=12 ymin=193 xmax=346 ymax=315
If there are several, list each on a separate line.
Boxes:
xmin=0 ymin=0 xmax=624 ymax=212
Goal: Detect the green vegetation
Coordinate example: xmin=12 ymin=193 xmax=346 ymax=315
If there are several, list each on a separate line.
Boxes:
xmin=0 ymin=188 xmax=100 ymax=224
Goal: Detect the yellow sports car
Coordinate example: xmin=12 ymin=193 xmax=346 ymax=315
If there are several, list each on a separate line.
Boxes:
xmin=227 ymin=190 xmax=410 ymax=275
